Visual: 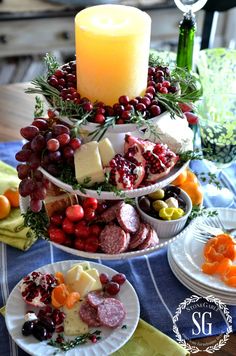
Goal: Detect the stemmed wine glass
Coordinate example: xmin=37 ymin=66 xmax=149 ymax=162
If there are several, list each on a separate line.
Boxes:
xmin=174 ymin=0 xmax=208 ymax=13
xmin=196 ymin=94 xmax=236 ymax=207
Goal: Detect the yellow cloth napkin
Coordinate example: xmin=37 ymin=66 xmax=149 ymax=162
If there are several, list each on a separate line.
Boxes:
xmin=0 ymin=161 xmax=36 ymax=250
xmin=0 ymin=305 xmax=188 ymax=356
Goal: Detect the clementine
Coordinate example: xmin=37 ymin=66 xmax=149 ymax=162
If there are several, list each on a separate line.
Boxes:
xmin=179 ymin=181 xmax=203 ymax=206
xmin=172 ymin=169 xmax=188 ymax=186
xmin=0 ymin=195 xmax=11 ymax=219
xmin=4 ymin=187 xmax=20 ymax=208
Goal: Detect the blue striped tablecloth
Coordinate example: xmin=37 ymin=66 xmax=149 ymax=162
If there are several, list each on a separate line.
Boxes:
xmin=0 ymin=141 xmax=236 ymax=356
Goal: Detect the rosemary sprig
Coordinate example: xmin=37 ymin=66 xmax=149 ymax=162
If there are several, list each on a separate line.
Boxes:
xmin=34 ymin=96 xmax=44 ymax=118
xmin=178 ymin=149 xmax=204 ymax=163
xmin=22 ymin=207 xmax=49 ymax=239
xmin=44 ymin=53 xmax=60 ymax=76
xmin=73 ymin=177 xmax=92 ymax=194
xmin=48 ymin=330 xmax=102 ymax=353
xmin=88 ymin=116 xmax=117 ymax=141
xmin=195 ymin=172 xmax=222 ymax=190
xmin=188 ymin=206 xmax=218 ymax=221
xmin=149 ymin=50 xmax=168 ymax=68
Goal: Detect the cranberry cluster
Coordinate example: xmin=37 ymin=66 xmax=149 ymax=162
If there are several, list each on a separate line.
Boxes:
xmin=47 ymin=61 xmax=177 ymax=125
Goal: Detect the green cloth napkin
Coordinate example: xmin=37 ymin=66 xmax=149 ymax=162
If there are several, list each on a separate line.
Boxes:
xmin=0 ymin=305 xmax=188 ymax=356
xmin=0 ymin=161 xmax=36 ymax=250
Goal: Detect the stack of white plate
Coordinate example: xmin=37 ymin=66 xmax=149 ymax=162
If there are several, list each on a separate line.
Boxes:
xmin=168 ymin=208 xmax=236 ymax=305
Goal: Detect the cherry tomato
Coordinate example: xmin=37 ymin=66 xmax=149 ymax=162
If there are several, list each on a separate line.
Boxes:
xmin=84 ymin=236 xmax=99 ymax=253
xmin=62 ymin=217 xmax=75 ymax=234
xmin=50 ymin=213 xmax=64 ymax=226
xmin=84 ymin=208 xmax=96 ymax=221
xmin=83 ymin=197 xmax=98 ymax=210
xmin=74 ymin=220 xmax=90 ymax=239
xmin=74 ymin=238 xmax=85 ymax=251
xmin=49 ymin=228 xmax=66 ymax=244
xmin=66 ymin=204 xmax=84 ymax=222
xmin=89 ymin=224 xmax=103 ymax=236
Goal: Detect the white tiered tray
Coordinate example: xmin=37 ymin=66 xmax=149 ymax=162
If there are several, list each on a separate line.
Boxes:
xmin=39 ymin=160 xmax=189 ymax=200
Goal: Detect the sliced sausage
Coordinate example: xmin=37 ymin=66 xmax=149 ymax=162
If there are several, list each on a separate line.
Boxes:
xmin=87 ymin=291 xmax=105 ymax=308
xmin=99 ymin=224 xmax=129 ymax=254
xmin=117 ymin=204 xmax=140 ymax=233
xmin=79 ymin=301 xmax=101 ymax=327
xmin=137 ymin=226 xmax=153 ymax=250
xmin=129 ymin=223 xmax=149 ymax=249
xmin=100 ymin=201 xmax=124 ymax=223
xmin=97 ymin=298 xmax=126 ymax=328
xmin=149 ymin=228 xmax=159 ymax=248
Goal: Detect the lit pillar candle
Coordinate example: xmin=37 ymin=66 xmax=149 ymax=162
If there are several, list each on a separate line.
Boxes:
xmin=75 ymin=5 xmax=151 ymax=106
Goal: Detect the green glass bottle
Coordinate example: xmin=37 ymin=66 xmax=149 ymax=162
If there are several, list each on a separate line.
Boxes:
xmin=176 ymin=11 xmax=196 ymax=71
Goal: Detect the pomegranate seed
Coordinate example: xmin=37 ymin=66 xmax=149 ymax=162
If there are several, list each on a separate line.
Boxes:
xmin=94 ymin=114 xmax=105 ymax=124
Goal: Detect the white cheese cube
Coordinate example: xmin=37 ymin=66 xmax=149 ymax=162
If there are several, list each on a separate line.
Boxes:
xmin=77 ymin=261 xmax=91 ymax=271
xmin=74 ymin=141 xmax=105 ymax=186
xmin=65 ymin=265 xmax=83 ymax=285
xmin=86 ymin=269 xmax=102 ymax=291
xmin=98 ymin=138 xmax=116 ymax=166
xmin=70 ymin=271 xmax=96 ymax=297
xmin=63 ymin=302 xmax=88 ymax=336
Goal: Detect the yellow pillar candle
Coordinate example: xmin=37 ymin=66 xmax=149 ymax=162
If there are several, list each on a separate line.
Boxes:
xmin=75 ymin=5 xmax=151 ymax=106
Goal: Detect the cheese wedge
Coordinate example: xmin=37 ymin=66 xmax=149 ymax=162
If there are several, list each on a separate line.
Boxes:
xmin=86 ymin=268 xmax=102 ymax=291
xmin=70 ymin=270 xmax=96 ymax=297
xmin=65 ymin=265 xmax=83 ymax=285
xmin=98 ymin=138 xmax=115 ymax=166
xmin=63 ymin=301 xmax=88 ymax=336
xmin=74 ymin=141 xmax=105 ymax=186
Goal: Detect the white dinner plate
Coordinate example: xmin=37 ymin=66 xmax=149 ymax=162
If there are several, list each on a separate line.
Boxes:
xmin=168 ymin=208 xmax=236 ymax=294
xmin=5 ymin=260 xmax=140 ymax=356
xmin=168 ymin=255 xmax=236 ymax=305
xmin=39 ymin=161 xmax=189 ymax=200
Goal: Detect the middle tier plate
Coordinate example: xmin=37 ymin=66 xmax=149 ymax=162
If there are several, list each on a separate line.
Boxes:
xmin=39 ymin=160 xmax=189 ymax=199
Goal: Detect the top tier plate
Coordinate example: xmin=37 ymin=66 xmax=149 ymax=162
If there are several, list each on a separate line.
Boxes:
xmin=39 ymin=160 xmax=189 ymax=199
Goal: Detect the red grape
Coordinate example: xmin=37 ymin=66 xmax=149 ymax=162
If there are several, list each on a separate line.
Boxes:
xmin=105 ymin=281 xmax=120 ymax=295
xmin=20 ymin=125 xmax=39 ymax=140
xmin=30 ymin=199 xmax=42 ymax=213
xmin=99 ymin=273 xmax=109 ymax=285
xmin=47 ymin=139 xmax=60 ymax=152
xmin=63 ymin=146 xmax=74 ymax=159
xmin=69 ymin=138 xmax=81 ymax=150
xmin=32 ymin=119 xmax=48 ymax=131
xmin=31 ymin=134 xmax=46 ymax=152
xmin=57 ymin=133 xmax=70 ymax=146
xmin=29 ymin=153 xmax=41 ymax=169
xmin=49 ymin=151 xmax=62 ymax=162
xmin=111 ymin=273 xmax=126 ymax=285
xmin=17 ymin=164 xmax=30 ymax=179
xmin=15 ymin=149 xmax=32 ymax=162
xmin=66 ymin=204 xmax=84 ymax=222
xmin=52 ymin=124 xmax=70 ymax=136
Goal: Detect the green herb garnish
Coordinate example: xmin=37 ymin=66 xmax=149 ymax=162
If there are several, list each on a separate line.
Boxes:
xmin=48 ymin=330 xmax=102 ymax=353
xmin=44 ymin=53 xmax=60 ymax=76
xmin=22 ymin=207 xmax=49 ymax=239
xmin=34 ymin=96 xmax=44 ymax=118
xmin=188 ymin=206 xmax=218 ymax=221
xmin=195 ymin=172 xmax=222 ymax=190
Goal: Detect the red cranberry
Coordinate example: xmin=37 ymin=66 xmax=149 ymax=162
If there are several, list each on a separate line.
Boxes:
xmin=162 ymin=80 xmax=171 ymax=88
xmin=119 ymin=95 xmax=129 ymax=106
xmin=48 ymin=76 xmax=58 ymax=87
xmin=113 ymin=103 xmax=124 ymax=114
xmin=129 ymin=98 xmax=139 ymax=107
xmin=54 ymin=69 xmax=64 ymax=78
xmin=94 ymin=114 xmax=105 ymax=124
xmin=136 ymin=103 xmax=146 ymax=112
xmin=148 ymin=67 xmax=155 ymax=75
xmin=150 ymin=105 xmax=161 ymax=116
xmin=140 ymin=97 xmax=151 ymax=107
xmin=96 ymin=107 xmax=105 ymax=115
xmin=83 ymin=102 xmax=93 ymax=112
xmin=159 ymin=87 xmax=168 ymax=94
xmin=121 ymin=110 xmax=131 ymax=121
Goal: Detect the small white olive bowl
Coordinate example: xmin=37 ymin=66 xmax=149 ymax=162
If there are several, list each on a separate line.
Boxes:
xmin=135 ymin=188 xmax=192 ymax=239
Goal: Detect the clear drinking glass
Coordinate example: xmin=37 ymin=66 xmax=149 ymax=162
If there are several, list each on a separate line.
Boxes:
xmin=196 ymin=94 xmax=236 ymax=206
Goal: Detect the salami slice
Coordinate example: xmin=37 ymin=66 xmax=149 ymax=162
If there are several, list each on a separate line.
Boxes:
xmin=97 ymin=298 xmax=126 ymax=328
xmin=137 ymin=226 xmax=153 ymax=250
xmin=100 ymin=201 xmax=124 ymax=223
xmin=149 ymin=228 xmax=159 ymax=248
xmin=79 ymin=301 xmax=101 ymax=327
xmin=99 ymin=224 xmax=129 ymax=254
xmin=87 ymin=291 xmax=105 ymax=308
xmin=117 ymin=204 xmax=140 ymax=233
xmin=129 ymin=223 xmax=149 ymax=249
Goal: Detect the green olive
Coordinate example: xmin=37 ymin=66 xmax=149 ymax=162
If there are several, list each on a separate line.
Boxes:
xmin=148 ymin=189 xmax=165 ymax=200
xmin=152 ymin=200 xmax=168 ymax=212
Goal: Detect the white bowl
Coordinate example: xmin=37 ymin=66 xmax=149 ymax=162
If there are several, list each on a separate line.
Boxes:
xmin=136 ymin=188 xmax=192 ymax=239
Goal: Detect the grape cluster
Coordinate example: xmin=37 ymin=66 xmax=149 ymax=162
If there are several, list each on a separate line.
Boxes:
xmin=48 ymin=61 xmax=178 ymax=125
xmin=16 ymin=113 xmax=81 ymax=213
